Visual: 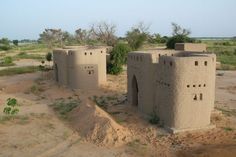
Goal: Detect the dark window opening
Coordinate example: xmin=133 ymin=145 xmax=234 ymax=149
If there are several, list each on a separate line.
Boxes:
xmin=195 ymin=61 xmax=198 ymax=66
xmin=90 ymin=52 xmax=92 ymax=55
xmin=200 ymin=93 xmax=203 ymax=100
xmin=193 ymin=95 xmax=197 ymax=101
xmin=85 ymin=52 xmax=87 ymax=55
xmin=204 ymin=61 xmax=207 ymax=66
xmin=170 ymin=62 xmax=172 ymax=66
xmin=203 ymin=84 xmax=206 ymax=87
xmin=101 ymin=51 xmax=103 ymax=53
xmin=199 ymin=84 xmax=201 ymax=87
xmin=187 ymin=85 xmax=190 ymax=88
xmin=193 ymin=85 xmax=196 ymax=87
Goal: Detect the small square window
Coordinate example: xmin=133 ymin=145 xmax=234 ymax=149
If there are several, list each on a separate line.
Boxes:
xmin=204 ymin=61 xmax=207 ymax=66
xmin=187 ymin=85 xmax=190 ymax=88
xmin=193 ymin=85 xmax=196 ymax=87
xmin=199 ymin=84 xmax=201 ymax=87
xmin=195 ymin=61 xmax=198 ymax=66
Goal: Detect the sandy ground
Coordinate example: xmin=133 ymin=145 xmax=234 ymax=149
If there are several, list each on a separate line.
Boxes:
xmin=0 ymin=70 xmax=235 ymax=157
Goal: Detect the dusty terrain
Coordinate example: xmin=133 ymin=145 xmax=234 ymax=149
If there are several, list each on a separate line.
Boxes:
xmin=0 ymin=69 xmax=236 ymax=157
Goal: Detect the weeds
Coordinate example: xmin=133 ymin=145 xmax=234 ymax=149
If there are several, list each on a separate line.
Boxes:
xmin=49 ymin=99 xmax=80 ymax=119
xmin=223 ymin=127 xmax=234 ymax=131
xmin=149 ymin=112 xmax=160 ymax=125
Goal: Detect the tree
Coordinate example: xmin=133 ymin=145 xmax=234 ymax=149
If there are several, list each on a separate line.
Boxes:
xmin=39 ymin=29 xmax=67 ymax=48
xmin=166 ymin=23 xmax=194 ymax=49
xmin=13 ymin=40 xmax=19 ymax=46
xmin=75 ymin=28 xmax=90 ymax=44
xmin=90 ymin=22 xmax=117 ymax=46
xmin=0 ymin=38 xmax=11 ymax=50
xmin=126 ymin=22 xmax=150 ymax=50
xmin=107 ymin=43 xmax=131 ymax=75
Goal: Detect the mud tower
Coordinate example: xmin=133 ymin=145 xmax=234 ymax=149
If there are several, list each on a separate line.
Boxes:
xmin=53 ymin=46 xmax=107 ymax=90
xmin=127 ymin=43 xmax=216 ymax=133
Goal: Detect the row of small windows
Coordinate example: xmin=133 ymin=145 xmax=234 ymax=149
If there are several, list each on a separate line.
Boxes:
xmin=195 ymin=61 xmax=208 ymax=66
xmin=84 ymin=66 xmax=94 ymax=69
xmin=129 ymin=55 xmax=143 ymax=62
xmin=84 ymin=51 xmax=103 ymax=56
xmin=187 ymin=84 xmax=206 ymax=88
xmin=193 ymin=93 xmax=203 ymax=101
xmin=163 ymin=60 xmax=173 ymax=66
xmin=156 ymin=80 xmax=170 ymax=87
xmin=158 ymin=54 xmax=174 ymax=57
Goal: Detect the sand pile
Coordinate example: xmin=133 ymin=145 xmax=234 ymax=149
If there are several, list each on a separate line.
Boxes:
xmin=70 ymin=100 xmax=131 ymax=147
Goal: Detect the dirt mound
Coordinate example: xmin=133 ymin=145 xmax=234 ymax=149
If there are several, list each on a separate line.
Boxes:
xmin=70 ymin=99 xmax=131 ymax=147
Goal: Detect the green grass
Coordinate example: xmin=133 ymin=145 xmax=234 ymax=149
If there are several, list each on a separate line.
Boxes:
xmin=0 ymin=66 xmax=40 ymax=76
xmin=0 ymin=115 xmax=30 ymax=124
xmin=15 ymin=52 xmax=44 ymax=60
xmin=202 ymin=40 xmax=236 ymax=69
xmin=12 ymin=43 xmax=49 ymax=52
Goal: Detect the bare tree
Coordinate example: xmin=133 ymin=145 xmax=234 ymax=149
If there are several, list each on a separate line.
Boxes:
xmin=135 ymin=22 xmax=151 ymax=34
xmin=90 ymin=22 xmax=117 ymax=46
xmin=171 ymin=23 xmax=191 ymax=36
xmin=75 ymin=28 xmax=90 ymax=44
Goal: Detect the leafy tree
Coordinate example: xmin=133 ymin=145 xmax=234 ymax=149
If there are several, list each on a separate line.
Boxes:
xmin=3 ymin=98 xmax=19 ymax=115
xmin=166 ymin=23 xmax=195 ymax=49
xmin=90 ymin=22 xmax=117 ymax=46
xmin=126 ymin=22 xmax=150 ymax=50
xmin=107 ymin=43 xmax=131 ymax=75
xmin=13 ymin=40 xmax=19 ymax=46
xmin=0 ymin=38 xmax=11 ymax=51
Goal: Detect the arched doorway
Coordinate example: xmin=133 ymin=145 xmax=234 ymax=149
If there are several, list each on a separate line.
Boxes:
xmin=132 ymin=75 xmax=139 ymax=106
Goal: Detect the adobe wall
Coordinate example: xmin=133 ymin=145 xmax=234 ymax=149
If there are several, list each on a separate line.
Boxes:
xmin=175 ymin=43 xmax=207 ymax=52
xmin=67 ymin=48 xmax=106 ymax=89
xmin=127 ymin=48 xmax=216 ymax=133
xmin=53 ymin=49 xmax=69 ymax=86
xmin=157 ymin=54 xmax=216 ymax=132
xmin=53 ymin=46 xmax=107 ymax=90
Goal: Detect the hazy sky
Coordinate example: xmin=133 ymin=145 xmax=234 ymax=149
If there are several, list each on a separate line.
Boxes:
xmin=0 ymin=0 xmax=236 ymax=40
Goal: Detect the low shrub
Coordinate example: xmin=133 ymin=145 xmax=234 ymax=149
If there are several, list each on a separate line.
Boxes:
xmin=149 ymin=112 xmax=160 ymax=125
xmin=3 ymin=98 xmax=19 ymax=116
xmin=0 ymin=56 xmax=15 ymax=66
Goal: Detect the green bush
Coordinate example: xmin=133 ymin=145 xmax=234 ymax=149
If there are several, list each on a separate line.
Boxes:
xmin=107 ymin=43 xmax=131 ymax=75
xmin=0 ymin=38 xmax=11 ymax=51
xmin=149 ymin=113 xmax=160 ymax=125
xmin=3 ymin=98 xmax=19 ymax=115
xmin=166 ymin=35 xmax=195 ymax=49
xmin=0 ymin=56 xmax=15 ymax=66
